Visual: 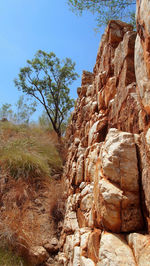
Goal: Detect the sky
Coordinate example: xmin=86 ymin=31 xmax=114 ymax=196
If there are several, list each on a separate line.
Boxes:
xmin=0 ymin=0 xmax=105 ymax=121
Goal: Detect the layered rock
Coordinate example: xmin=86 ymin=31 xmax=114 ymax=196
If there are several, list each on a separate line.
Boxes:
xmin=59 ymin=3 xmax=150 ymax=265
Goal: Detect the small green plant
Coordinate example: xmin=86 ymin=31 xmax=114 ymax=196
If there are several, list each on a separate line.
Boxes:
xmin=0 ymin=246 xmax=28 ymax=266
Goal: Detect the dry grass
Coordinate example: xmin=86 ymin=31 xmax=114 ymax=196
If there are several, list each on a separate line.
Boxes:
xmin=0 ymin=121 xmax=66 ymax=264
xmin=0 ymin=121 xmax=62 ymax=179
xmin=0 ymin=171 xmax=65 ymax=264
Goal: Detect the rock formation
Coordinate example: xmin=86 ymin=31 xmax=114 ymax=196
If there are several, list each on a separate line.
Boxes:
xmin=57 ymin=1 xmax=150 ymax=265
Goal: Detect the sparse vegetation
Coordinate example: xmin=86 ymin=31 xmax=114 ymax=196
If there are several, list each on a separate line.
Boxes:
xmin=0 ymin=120 xmax=65 ymax=264
xmin=0 ymin=246 xmax=28 ymax=266
xmin=68 ymin=0 xmax=136 ymax=28
xmin=0 ymin=96 xmax=36 ymax=124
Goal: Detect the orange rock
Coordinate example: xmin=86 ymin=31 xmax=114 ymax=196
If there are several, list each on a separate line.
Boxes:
xmin=87 ymin=229 xmax=101 ymax=263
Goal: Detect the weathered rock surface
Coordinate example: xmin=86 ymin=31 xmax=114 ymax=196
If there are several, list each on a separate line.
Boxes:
xmin=60 ymin=2 xmax=150 ymax=264
xmin=127 ymin=233 xmax=150 ymax=265
xmin=95 ymin=129 xmax=143 ymax=232
xmin=29 ymin=246 xmax=49 ymax=265
xmin=98 ymin=232 xmax=136 ymax=266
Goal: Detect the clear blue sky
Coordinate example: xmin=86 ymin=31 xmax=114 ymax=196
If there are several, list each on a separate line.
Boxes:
xmin=0 ymin=0 xmax=104 ymax=120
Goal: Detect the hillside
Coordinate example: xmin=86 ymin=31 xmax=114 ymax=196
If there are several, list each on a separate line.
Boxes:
xmin=1 ymin=0 xmax=150 ymax=265
xmin=0 ymin=122 xmax=64 ymax=265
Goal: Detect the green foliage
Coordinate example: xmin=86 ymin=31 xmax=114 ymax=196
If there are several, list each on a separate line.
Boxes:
xmin=0 ymin=246 xmax=27 ymax=266
xmin=14 ymin=50 xmax=79 ymax=137
xmin=38 ymin=110 xmax=71 ymax=135
xmin=0 ymin=96 xmax=36 ymax=124
xmin=68 ymin=0 xmax=136 ymax=28
xmin=0 ymin=122 xmax=62 ymax=179
xmin=38 ymin=111 xmax=53 ymax=130
xmin=14 ymin=95 xmax=37 ymax=124
xmin=0 ymin=103 xmax=13 ymax=121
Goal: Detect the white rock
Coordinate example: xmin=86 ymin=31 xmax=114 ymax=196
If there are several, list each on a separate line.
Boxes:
xmin=99 ymin=178 xmax=125 ymax=206
xmin=63 ymin=235 xmax=74 ymax=255
xmin=80 ymin=256 xmax=95 ymax=266
xmin=81 ymin=184 xmax=93 ymax=197
xmin=74 ymin=138 xmax=80 ymax=146
xmin=146 ymin=128 xmax=150 ymax=146
xmin=86 ymin=85 xmax=93 ymax=96
xmin=29 ymin=246 xmax=49 ymax=265
xmin=76 ymin=154 xmax=84 ymax=185
xmin=98 ymin=232 xmax=136 ymax=266
xmin=79 ymin=182 xmax=86 ymax=190
xmin=57 ymin=252 xmax=68 ymax=265
xmin=73 ymin=246 xmax=81 ymax=266
xmin=127 ymin=233 xmax=150 ymax=265
xmin=64 ymin=211 xmax=79 ymax=232
xmin=101 ymin=128 xmax=139 ymax=192
xmin=80 ymin=193 xmax=93 ymax=212
xmin=80 ymin=231 xmax=91 ymax=249
xmin=88 ymin=121 xmax=99 ymax=146
xmin=73 ymin=230 xmax=81 ymax=247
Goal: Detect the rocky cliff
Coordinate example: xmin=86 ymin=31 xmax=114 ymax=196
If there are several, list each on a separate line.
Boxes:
xmin=57 ymin=0 xmax=150 ymax=265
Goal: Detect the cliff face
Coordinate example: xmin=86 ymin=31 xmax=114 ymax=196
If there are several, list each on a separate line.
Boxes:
xmin=58 ymin=1 xmax=150 ymax=265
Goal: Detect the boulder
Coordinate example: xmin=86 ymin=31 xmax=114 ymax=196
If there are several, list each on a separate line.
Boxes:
xmin=29 ymin=246 xmax=49 ymax=265
xmin=127 ymin=233 xmax=150 ymax=265
xmin=97 ymin=232 xmax=136 ymax=266
xmin=94 ymin=128 xmax=143 ymax=232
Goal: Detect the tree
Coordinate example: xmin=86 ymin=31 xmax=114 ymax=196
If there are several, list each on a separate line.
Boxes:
xmin=38 ymin=111 xmax=53 ymax=130
xmin=38 ymin=110 xmax=71 ymax=136
xmin=0 ymin=97 xmax=36 ymax=124
xmin=14 ymin=50 xmax=78 ymax=138
xmin=0 ymin=103 xmax=13 ymax=121
xmin=68 ymin=0 xmax=136 ymax=28
xmin=14 ymin=96 xmax=37 ymax=124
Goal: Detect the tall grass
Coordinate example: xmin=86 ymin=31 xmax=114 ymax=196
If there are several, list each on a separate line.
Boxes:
xmin=0 ymin=121 xmax=62 ymax=179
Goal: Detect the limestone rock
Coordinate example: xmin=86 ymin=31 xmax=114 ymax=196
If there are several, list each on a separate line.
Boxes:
xmin=80 ymin=193 xmax=93 ymax=212
xmin=29 ymin=246 xmax=49 ymax=265
xmin=97 ymin=232 xmax=136 ymax=266
xmin=101 ymin=128 xmax=139 ymax=191
xmin=73 ymin=246 xmax=81 ymax=266
xmin=95 ymin=178 xmax=124 ymax=232
xmin=63 ymin=235 xmax=74 ymax=263
xmin=127 ymin=233 xmax=150 ymax=265
xmin=80 ymin=183 xmax=93 ymax=197
xmin=63 ymin=211 xmax=79 ymax=233
xmin=76 ymin=154 xmax=84 ymax=185
xmin=80 ymin=256 xmax=95 ymax=266
xmin=87 ymin=229 xmax=101 ymax=263
xmin=61 ymin=15 xmax=150 ymax=265
xmin=85 ymin=143 xmax=102 ymax=182
xmin=94 ymin=128 xmax=143 ymax=232
xmin=57 ymin=252 xmax=68 ymax=266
